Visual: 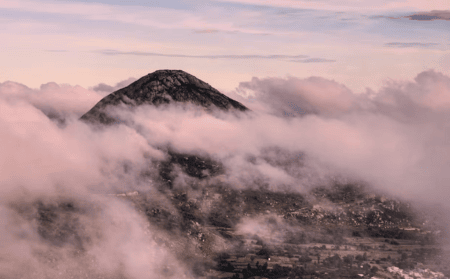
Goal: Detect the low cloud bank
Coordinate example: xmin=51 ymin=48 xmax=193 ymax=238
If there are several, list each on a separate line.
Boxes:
xmin=1 ymin=69 xmax=450 ymax=277
xmin=0 ymin=77 xmax=137 ymax=125
xmin=0 ymin=95 xmax=189 ymax=278
xmin=229 ymin=70 xmax=450 ymax=203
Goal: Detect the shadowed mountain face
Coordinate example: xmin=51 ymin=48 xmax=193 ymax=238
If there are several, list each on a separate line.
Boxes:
xmin=80 ymin=70 xmax=246 ymax=186
xmin=68 ymin=70 xmax=449 ymax=278
xmin=80 ymin=69 xmax=249 ymax=125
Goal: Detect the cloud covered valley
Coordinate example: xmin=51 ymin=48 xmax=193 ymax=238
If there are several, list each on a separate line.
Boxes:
xmin=1 ymin=69 xmax=450 ymax=278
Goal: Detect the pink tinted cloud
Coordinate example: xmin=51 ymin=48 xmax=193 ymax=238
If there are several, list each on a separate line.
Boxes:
xmin=224 ymin=70 xmax=450 ymax=201
xmin=0 ymin=85 xmax=183 ymax=278
xmin=1 ymin=69 xmax=450 ymax=277
xmin=3 ymin=69 xmax=448 ymax=203
xmin=234 ymin=76 xmax=363 ymax=117
xmin=375 ymin=69 xmax=450 ymax=110
xmin=0 ymin=0 xmax=262 ymax=35
xmin=0 ymin=81 xmax=102 ymax=119
xmin=0 ymin=77 xmax=140 ymax=121
xmin=91 ymin=77 xmax=137 ymax=95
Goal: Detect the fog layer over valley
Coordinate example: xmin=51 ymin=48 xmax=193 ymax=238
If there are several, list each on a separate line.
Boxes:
xmin=1 ymin=69 xmax=450 ymax=278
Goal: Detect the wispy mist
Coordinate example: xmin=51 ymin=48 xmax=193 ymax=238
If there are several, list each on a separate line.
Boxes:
xmin=1 ymin=69 xmax=450 ymax=277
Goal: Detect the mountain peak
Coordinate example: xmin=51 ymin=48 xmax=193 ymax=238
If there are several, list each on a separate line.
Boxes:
xmin=80 ymin=69 xmax=249 ymax=124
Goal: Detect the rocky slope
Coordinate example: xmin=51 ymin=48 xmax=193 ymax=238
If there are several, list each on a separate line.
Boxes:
xmin=80 ymin=69 xmax=249 ymax=125
xmin=32 ymin=182 xmax=447 ymax=279
xmin=66 ymin=70 xmax=450 ymax=278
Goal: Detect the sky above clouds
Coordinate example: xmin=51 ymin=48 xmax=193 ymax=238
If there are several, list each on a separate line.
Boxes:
xmin=0 ymin=0 xmax=449 ymax=92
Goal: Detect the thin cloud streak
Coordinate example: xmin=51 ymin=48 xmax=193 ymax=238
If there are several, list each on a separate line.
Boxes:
xmin=212 ymin=0 xmax=450 ymax=12
xmin=192 ymin=29 xmax=220 ymax=33
xmin=371 ymin=10 xmax=450 ymax=21
xmin=384 ymin=42 xmax=440 ymax=48
xmin=295 ymin=58 xmax=336 ymax=63
xmin=405 ymin=10 xmax=450 ymax=21
xmin=0 ymin=0 xmax=283 ymax=36
xmin=97 ymin=50 xmax=336 ymax=63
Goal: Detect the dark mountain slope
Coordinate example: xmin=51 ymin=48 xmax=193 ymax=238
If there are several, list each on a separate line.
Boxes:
xmin=80 ymin=69 xmax=249 ymax=125
xmin=80 ymin=70 xmax=248 ymax=184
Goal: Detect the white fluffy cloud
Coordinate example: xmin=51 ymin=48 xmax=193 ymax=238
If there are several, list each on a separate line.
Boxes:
xmin=1 ymin=69 xmax=450 ymax=277
xmin=229 ymin=70 xmax=450 ymax=202
xmin=0 ymin=90 xmax=183 ymax=278
xmin=0 ymin=81 xmax=103 ymax=121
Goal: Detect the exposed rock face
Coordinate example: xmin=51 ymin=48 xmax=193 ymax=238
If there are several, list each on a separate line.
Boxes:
xmin=79 ymin=70 xmax=241 ymax=185
xmin=80 ymin=70 xmax=249 ymax=124
xmin=157 ymin=149 xmax=224 ymax=187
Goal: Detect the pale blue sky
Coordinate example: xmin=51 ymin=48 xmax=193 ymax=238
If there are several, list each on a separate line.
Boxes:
xmin=0 ymin=0 xmax=449 ymax=92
